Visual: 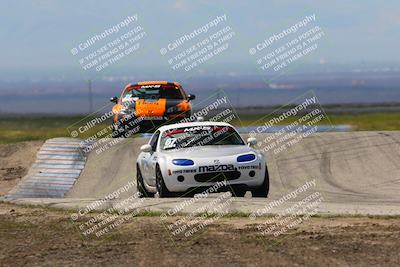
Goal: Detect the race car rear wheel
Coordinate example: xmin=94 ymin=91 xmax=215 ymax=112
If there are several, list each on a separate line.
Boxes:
xmin=137 ymin=166 xmax=154 ymax=198
xmin=251 ymin=165 xmax=270 ymax=198
xmin=156 ymin=165 xmax=174 ymax=198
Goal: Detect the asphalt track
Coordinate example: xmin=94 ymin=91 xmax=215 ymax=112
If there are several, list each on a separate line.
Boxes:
xmin=5 ymin=132 xmax=400 ymax=215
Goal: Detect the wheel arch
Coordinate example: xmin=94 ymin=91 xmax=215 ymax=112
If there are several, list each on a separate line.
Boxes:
xmin=155 ymin=156 xmax=168 ymax=177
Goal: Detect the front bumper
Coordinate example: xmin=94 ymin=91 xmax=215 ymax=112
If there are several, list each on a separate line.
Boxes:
xmin=163 ymin=163 xmax=266 ymax=192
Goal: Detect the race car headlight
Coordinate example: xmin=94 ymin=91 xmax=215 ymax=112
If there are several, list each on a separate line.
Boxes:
xmin=237 ymin=154 xmax=256 ymax=162
xmin=172 ymin=159 xmax=194 ymax=166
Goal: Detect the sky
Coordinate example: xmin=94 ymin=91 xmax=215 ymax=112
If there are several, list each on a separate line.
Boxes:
xmin=0 ymin=0 xmax=400 ymax=79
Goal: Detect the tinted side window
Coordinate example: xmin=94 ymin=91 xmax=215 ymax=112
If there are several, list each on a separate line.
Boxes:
xmin=164 ymin=88 xmax=184 ymax=99
xmin=150 ymin=131 xmax=160 ymax=151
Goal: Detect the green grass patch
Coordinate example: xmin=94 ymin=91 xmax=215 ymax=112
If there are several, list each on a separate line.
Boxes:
xmin=1 ymin=112 xmax=399 ymax=144
xmin=232 ymin=112 xmax=400 ymax=131
xmin=0 ymin=116 xmax=110 ymax=144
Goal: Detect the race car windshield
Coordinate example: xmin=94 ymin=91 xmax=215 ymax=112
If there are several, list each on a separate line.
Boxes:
xmin=160 ymin=126 xmax=245 ymax=150
xmin=123 ymin=85 xmax=184 ymax=100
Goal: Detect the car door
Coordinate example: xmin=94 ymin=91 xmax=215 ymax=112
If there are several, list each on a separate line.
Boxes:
xmin=140 ymin=131 xmax=157 ymax=178
xmin=143 ymin=130 xmax=160 ymax=186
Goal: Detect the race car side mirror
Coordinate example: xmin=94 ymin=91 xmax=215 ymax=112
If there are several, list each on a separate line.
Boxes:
xmin=187 ymin=94 xmax=196 ymax=101
xmin=247 ymin=137 xmax=257 ymax=147
xmin=110 ymin=96 xmax=118 ymax=103
xmin=140 ymin=144 xmax=152 ymax=153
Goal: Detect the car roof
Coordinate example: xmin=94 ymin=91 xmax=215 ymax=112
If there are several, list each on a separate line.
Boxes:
xmin=124 ymin=81 xmax=181 ymax=89
xmin=157 ymin=121 xmax=234 ymax=132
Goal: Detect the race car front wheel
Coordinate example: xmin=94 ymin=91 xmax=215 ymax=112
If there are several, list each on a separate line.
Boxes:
xmin=156 ymin=165 xmax=175 ymax=198
xmin=137 ymin=166 xmax=154 ymax=198
xmin=251 ymin=165 xmax=270 ymax=198
xmin=111 ymin=123 xmax=123 ymax=138
xmin=231 ymin=187 xmax=247 ymax=197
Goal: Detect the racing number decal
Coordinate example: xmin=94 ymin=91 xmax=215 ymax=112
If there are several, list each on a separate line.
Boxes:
xmin=164 ymin=138 xmax=177 ymax=149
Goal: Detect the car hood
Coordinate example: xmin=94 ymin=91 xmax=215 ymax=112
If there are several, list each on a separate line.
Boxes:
xmin=162 ymin=145 xmax=255 ymax=158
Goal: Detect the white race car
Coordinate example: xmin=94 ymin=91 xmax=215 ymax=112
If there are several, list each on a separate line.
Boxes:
xmin=136 ymin=121 xmax=269 ymax=198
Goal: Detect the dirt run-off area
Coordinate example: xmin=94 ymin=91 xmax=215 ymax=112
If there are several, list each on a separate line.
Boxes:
xmin=1 ymin=139 xmax=400 ymax=266
xmin=0 ymin=141 xmax=43 ymax=196
xmin=0 ymin=202 xmax=399 ymax=267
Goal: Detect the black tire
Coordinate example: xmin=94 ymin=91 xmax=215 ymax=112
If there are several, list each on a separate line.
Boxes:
xmin=137 ymin=166 xmax=154 ymax=198
xmin=231 ymin=188 xmax=247 ymax=197
xmin=112 ymin=130 xmax=122 ymax=138
xmin=156 ymin=165 xmax=175 ymax=198
xmin=251 ymin=165 xmax=270 ymax=198
xmin=112 ymin=123 xmax=123 ymax=138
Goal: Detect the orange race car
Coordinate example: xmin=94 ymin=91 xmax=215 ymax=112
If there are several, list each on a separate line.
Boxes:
xmin=110 ymin=81 xmax=195 ymax=136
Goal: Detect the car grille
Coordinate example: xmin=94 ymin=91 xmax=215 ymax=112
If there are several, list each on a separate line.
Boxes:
xmin=194 ymin=171 xmax=241 ymax=183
